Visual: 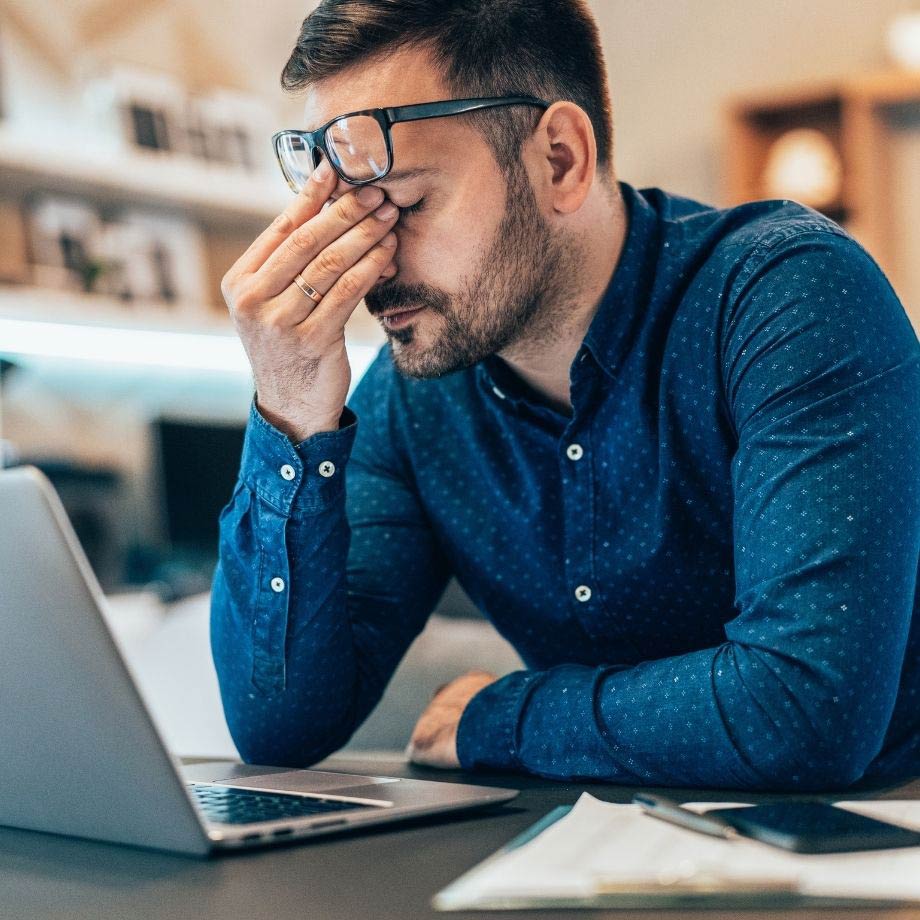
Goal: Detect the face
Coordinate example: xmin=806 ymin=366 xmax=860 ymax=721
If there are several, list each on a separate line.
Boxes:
xmin=302 ymin=47 xmax=576 ymax=379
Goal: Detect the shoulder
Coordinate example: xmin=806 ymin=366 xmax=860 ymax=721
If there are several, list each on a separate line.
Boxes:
xmin=651 ymin=185 xmax=852 ymax=266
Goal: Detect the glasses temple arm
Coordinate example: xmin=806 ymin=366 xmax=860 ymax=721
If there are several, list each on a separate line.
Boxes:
xmin=385 ymin=96 xmax=549 ymax=124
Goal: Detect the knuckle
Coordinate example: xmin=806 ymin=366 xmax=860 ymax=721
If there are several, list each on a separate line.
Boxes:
xmin=264 ymin=310 xmax=290 ymax=334
xmin=357 ymin=219 xmax=381 ymax=245
xmin=339 ymin=191 xmax=367 ymax=223
xmin=282 ymin=225 xmax=317 ymax=259
xmin=337 ymin=270 xmax=364 ymax=298
xmin=219 ymin=272 xmax=235 ymax=304
xmin=315 ymin=247 xmax=346 ymax=277
xmin=270 ymin=211 xmax=296 ymax=236
xmin=232 ymin=280 xmax=262 ymax=315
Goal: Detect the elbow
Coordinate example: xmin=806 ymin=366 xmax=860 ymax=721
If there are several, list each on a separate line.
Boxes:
xmin=747 ymin=725 xmax=879 ymax=792
xmin=231 ymin=725 xmax=352 ymax=770
xmin=223 ymin=696 xmax=357 ymax=769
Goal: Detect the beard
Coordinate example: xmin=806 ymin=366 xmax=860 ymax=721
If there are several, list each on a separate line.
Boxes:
xmin=364 ymin=161 xmax=578 ymax=379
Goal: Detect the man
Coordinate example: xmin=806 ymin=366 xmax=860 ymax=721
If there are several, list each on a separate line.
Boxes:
xmin=212 ymin=0 xmax=920 ymax=790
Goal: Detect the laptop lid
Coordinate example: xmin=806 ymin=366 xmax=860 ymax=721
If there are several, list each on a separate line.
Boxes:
xmin=0 ymin=465 xmax=211 ymax=856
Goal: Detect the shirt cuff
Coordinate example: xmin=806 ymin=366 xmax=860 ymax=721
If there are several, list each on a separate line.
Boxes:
xmin=239 ymin=396 xmax=358 ymax=516
xmin=455 ymin=669 xmax=540 ymax=772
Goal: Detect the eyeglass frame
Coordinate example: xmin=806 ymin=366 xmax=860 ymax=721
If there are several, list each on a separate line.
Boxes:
xmin=271 ymin=94 xmax=551 ymax=192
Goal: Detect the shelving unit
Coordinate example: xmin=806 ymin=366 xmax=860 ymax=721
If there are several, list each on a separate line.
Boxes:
xmin=0 ymin=10 xmax=387 ymax=593
xmin=0 ymin=125 xmax=386 ymax=349
xmin=0 ymin=126 xmax=291 ymax=228
xmin=723 ymin=68 xmax=920 ymax=321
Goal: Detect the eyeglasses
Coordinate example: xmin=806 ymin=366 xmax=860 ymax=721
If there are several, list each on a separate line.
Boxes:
xmin=272 ymin=95 xmax=550 ymax=192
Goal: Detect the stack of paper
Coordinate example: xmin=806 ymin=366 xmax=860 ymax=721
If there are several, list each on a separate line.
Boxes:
xmin=433 ymin=794 xmax=920 ymax=911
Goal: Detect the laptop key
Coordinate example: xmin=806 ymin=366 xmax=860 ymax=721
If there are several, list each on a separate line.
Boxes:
xmin=189 ymin=784 xmax=377 ymax=826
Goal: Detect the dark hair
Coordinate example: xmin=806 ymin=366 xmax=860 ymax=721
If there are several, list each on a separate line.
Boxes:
xmin=280 ymin=0 xmax=614 ymax=182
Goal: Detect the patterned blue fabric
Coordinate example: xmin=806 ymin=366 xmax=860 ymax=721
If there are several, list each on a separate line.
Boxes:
xmin=211 ymin=181 xmax=920 ymax=791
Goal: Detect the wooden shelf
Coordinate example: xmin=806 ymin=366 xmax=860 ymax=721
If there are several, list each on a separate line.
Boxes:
xmin=723 ymin=69 xmax=920 ymax=303
xmin=0 ymin=126 xmax=291 ymax=229
xmin=0 ymin=284 xmax=385 ymax=371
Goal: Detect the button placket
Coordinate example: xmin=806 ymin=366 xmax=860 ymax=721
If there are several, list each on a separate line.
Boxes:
xmin=559 ymin=422 xmax=597 ymax=622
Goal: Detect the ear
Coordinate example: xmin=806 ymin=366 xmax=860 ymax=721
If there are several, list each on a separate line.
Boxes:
xmin=529 ymin=101 xmax=597 ymax=215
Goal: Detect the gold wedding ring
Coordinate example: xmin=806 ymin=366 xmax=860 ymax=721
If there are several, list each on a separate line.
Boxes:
xmin=294 ymin=273 xmax=323 ymax=304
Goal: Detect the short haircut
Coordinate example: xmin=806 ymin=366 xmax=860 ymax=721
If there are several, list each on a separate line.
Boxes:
xmin=280 ymin=0 xmax=615 ymax=183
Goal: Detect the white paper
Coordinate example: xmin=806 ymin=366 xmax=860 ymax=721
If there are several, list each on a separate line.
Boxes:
xmin=434 ymin=793 xmax=920 ymax=909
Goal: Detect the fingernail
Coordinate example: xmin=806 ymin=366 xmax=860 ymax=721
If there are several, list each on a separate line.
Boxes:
xmin=311 ymin=160 xmax=331 ymax=182
xmin=374 ymin=202 xmax=398 ymax=220
xmin=381 ymin=232 xmax=397 ymax=248
xmin=358 ymin=185 xmax=384 ymax=206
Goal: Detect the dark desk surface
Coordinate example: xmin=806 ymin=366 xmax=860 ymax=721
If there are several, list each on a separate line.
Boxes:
xmin=1 ymin=754 xmax=918 ymax=920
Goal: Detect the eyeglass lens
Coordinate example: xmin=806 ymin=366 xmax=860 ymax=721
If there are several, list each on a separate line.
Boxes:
xmin=276 ymin=133 xmax=313 ymax=190
xmin=326 ymin=115 xmax=389 ymax=182
xmin=278 ymin=115 xmax=390 ymax=190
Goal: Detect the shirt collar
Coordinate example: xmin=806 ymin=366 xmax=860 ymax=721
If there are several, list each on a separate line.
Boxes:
xmin=476 ymin=180 xmax=661 ymax=404
xmin=580 ymin=180 xmax=660 ymax=380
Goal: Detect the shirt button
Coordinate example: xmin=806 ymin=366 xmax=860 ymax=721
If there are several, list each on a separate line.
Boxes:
xmin=280 ymin=464 xmax=296 ymax=481
xmin=575 ymin=584 xmax=592 ymax=602
xmin=318 ymin=460 xmax=336 ymax=478
xmin=492 ymin=385 xmax=507 ymax=400
xmin=270 ymin=577 xmax=285 ymax=593
xmin=566 ymin=443 xmax=584 ymax=461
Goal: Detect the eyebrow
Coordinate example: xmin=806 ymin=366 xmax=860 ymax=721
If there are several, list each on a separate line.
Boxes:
xmin=376 ymin=166 xmax=439 ymax=185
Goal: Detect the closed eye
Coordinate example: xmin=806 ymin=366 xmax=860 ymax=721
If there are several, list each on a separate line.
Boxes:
xmin=400 ymin=198 xmax=425 ymax=216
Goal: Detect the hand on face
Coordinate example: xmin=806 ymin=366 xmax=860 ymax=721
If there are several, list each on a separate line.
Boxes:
xmin=220 ymin=160 xmax=399 ymax=440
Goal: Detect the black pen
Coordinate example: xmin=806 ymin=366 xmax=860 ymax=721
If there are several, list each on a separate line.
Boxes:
xmin=632 ymin=793 xmax=741 ymax=840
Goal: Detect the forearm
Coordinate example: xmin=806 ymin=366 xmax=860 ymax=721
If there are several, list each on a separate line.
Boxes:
xmin=211 ymin=369 xmax=453 ymax=768
xmin=457 ymin=636 xmax=902 ymax=791
xmin=210 ymin=400 xmax=367 ymax=765
xmin=211 ymin=495 xmax=366 ymax=766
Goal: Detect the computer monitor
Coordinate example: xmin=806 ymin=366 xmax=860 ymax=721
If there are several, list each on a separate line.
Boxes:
xmin=151 ymin=417 xmax=245 ymax=567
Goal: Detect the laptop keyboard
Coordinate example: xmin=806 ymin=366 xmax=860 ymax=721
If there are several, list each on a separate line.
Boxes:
xmin=189 ymin=784 xmax=377 ymax=825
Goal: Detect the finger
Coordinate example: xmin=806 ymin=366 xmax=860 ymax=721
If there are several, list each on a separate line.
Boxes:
xmin=330 ymin=175 xmax=359 ymax=199
xmin=274 ymin=233 xmax=397 ymax=329
xmin=255 ymin=190 xmax=398 ymax=299
xmin=233 ymin=159 xmax=339 ymax=276
xmin=375 ymin=263 xmax=398 ymax=285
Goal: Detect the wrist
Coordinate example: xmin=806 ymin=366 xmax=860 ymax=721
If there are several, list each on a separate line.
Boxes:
xmin=254 ymin=397 xmax=341 ymax=442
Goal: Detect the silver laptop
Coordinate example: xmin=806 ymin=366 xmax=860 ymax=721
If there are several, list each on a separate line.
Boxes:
xmin=0 ymin=465 xmax=518 ymax=856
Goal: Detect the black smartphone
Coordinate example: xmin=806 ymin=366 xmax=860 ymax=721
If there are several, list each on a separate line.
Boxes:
xmin=705 ymin=801 xmax=920 ymax=854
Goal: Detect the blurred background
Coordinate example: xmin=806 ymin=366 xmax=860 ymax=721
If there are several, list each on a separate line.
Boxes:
xmin=0 ymin=0 xmax=917 ymax=760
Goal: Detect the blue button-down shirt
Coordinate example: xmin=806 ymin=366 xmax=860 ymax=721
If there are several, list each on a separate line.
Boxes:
xmin=211 ymin=181 xmax=920 ymax=791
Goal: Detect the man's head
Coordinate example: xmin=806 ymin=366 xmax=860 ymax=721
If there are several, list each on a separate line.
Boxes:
xmin=281 ymin=0 xmax=618 ymax=379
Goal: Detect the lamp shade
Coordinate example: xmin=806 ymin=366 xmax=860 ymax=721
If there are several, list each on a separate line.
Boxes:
xmin=761 ymin=128 xmax=843 ymax=210
xmin=887 ymin=11 xmax=920 ymax=70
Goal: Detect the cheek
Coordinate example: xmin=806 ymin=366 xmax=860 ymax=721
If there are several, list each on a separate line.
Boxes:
xmin=399 ymin=199 xmax=497 ymax=280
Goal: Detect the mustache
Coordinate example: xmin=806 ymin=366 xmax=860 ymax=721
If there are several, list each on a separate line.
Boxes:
xmin=366 ymin=280 xmax=449 ymax=316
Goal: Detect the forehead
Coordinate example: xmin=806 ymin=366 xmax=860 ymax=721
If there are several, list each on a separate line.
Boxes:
xmin=302 ymin=46 xmax=448 ymax=132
